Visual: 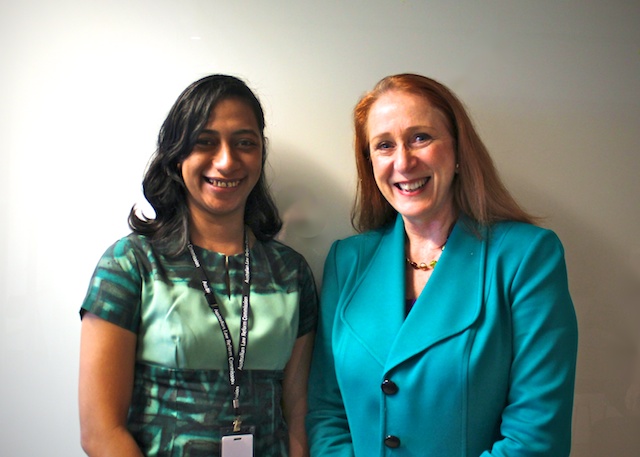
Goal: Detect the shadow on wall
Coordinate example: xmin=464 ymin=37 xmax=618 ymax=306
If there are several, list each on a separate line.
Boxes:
xmin=507 ymin=176 xmax=640 ymax=457
xmin=266 ymin=141 xmax=355 ymax=286
xmin=571 ymin=254 xmax=640 ymax=457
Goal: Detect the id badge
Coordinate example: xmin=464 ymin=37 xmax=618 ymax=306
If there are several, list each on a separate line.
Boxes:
xmin=220 ymin=425 xmax=255 ymax=457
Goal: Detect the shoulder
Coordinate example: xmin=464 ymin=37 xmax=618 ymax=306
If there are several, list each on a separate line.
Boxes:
xmin=488 ymin=221 xmax=563 ymax=250
xmin=321 ymin=225 xmax=393 ymax=285
xmin=97 ymin=233 xmax=166 ymax=274
xmin=259 ymin=238 xmax=309 ymax=266
xmin=485 ymin=221 xmax=567 ymax=272
xmin=328 ymin=225 xmax=391 ymax=261
xmin=256 ymin=239 xmax=317 ymax=286
xmin=103 ymin=233 xmax=151 ymax=255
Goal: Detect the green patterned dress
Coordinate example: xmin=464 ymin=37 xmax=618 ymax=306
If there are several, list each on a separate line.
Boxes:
xmin=81 ymin=234 xmax=318 ymax=456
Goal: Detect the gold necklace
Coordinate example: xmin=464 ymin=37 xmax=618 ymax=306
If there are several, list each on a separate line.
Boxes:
xmin=405 ymin=221 xmax=455 ymax=271
xmin=405 ymin=243 xmax=446 ymax=271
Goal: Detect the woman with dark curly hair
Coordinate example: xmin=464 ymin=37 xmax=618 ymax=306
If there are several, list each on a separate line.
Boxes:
xmin=79 ymin=74 xmax=317 ymax=456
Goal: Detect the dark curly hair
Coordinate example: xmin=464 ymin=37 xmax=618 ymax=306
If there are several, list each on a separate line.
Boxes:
xmin=128 ymin=74 xmax=281 ymax=255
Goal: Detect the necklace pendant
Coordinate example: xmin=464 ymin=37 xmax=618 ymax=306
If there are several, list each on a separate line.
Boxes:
xmin=417 ymin=260 xmax=437 ymax=270
xmin=406 ymin=258 xmax=439 ymax=271
xmin=405 ymin=224 xmax=453 ymax=271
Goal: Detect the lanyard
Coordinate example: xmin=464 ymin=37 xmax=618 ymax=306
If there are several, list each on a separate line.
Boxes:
xmin=186 ymin=230 xmax=251 ymax=432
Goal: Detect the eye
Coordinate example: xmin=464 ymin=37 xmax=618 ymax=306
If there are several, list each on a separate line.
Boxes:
xmin=373 ymin=141 xmax=394 ymax=154
xmin=236 ymin=138 xmax=259 ymax=149
xmin=194 ymin=137 xmax=218 ymax=149
xmin=413 ymin=133 xmax=432 ymax=144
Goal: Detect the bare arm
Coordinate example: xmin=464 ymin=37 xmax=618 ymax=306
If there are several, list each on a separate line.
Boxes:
xmin=282 ymin=331 xmax=315 ymax=457
xmin=79 ymin=312 xmax=144 ymax=457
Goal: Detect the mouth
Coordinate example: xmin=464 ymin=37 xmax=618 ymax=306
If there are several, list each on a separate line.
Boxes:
xmin=395 ymin=177 xmax=429 ymax=192
xmin=204 ymin=177 xmax=241 ymax=188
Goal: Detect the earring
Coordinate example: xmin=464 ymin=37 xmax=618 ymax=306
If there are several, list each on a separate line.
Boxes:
xmin=455 ymin=163 xmax=459 ymax=173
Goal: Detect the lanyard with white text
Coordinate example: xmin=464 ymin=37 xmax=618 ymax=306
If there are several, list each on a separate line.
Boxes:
xmin=186 ymin=230 xmax=250 ymax=432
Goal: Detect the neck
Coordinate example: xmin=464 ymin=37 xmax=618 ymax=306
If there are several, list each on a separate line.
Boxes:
xmin=188 ymin=213 xmax=247 ymax=255
xmin=403 ymin=213 xmax=457 ymax=257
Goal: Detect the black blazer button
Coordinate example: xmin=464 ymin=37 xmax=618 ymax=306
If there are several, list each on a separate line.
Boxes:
xmin=384 ymin=435 xmax=401 ymax=448
xmin=381 ymin=379 xmax=399 ymax=395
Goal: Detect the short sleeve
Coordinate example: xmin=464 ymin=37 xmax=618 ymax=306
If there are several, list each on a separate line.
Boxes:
xmin=296 ymin=258 xmax=318 ymax=337
xmin=80 ymin=237 xmax=142 ymax=333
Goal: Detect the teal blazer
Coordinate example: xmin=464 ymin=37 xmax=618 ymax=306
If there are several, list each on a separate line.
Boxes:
xmin=307 ymin=215 xmax=578 ymax=456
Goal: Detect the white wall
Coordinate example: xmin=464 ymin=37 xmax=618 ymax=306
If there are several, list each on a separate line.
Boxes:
xmin=1 ymin=1 xmax=638 ymax=455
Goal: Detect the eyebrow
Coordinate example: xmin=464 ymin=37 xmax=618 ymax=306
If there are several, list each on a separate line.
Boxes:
xmin=369 ymin=124 xmax=439 ymax=138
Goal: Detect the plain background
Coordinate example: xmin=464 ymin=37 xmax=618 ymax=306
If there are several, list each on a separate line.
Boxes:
xmin=1 ymin=1 xmax=638 ymax=455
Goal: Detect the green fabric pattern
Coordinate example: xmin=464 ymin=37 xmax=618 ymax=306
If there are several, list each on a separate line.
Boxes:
xmin=81 ymin=233 xmax=318 ymax=456
xmin=128 ymin=364 xmax=287 ymax=456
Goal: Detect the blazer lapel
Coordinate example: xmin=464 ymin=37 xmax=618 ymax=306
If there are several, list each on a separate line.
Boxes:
xmin=340 ymin=216 xmax=407 ymax=366
xmin=385 ymin=220 xmax=486 ymax=371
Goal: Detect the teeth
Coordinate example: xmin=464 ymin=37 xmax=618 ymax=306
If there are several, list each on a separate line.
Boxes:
xmin=397 ymin=178 xmax=428 ymax=191
xmin=206 ymin=178 xmax=240 ymax=188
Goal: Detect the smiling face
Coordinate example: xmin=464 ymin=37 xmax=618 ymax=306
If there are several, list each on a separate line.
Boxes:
xmin=367 ymin=90 xmax=457 ymax=227
xmin=180 ymin=97 xmax=263 ymax=228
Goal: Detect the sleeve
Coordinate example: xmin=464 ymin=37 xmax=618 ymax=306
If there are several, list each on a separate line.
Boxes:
xmin=297 ymin=256 xmax=319 ymax=337
xmin=482 ymin=229 xmax=578 ymax=456
xmin=306 ymin=241 xmax=356 ymax=456
xmin=80 ymin=237 xmax=142 ymax=334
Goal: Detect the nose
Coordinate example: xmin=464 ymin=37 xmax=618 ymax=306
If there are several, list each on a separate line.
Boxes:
xmin=394 ymin=143 xmax=415 ymax=172
xmin=213 ymin=142 xmax=239 ymax=173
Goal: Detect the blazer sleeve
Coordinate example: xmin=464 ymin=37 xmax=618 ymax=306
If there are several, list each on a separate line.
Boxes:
xmin=482 ymin=229 xmax=578 ymax=456
xmin=306 ymin=240 xmax=356 ymax=456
